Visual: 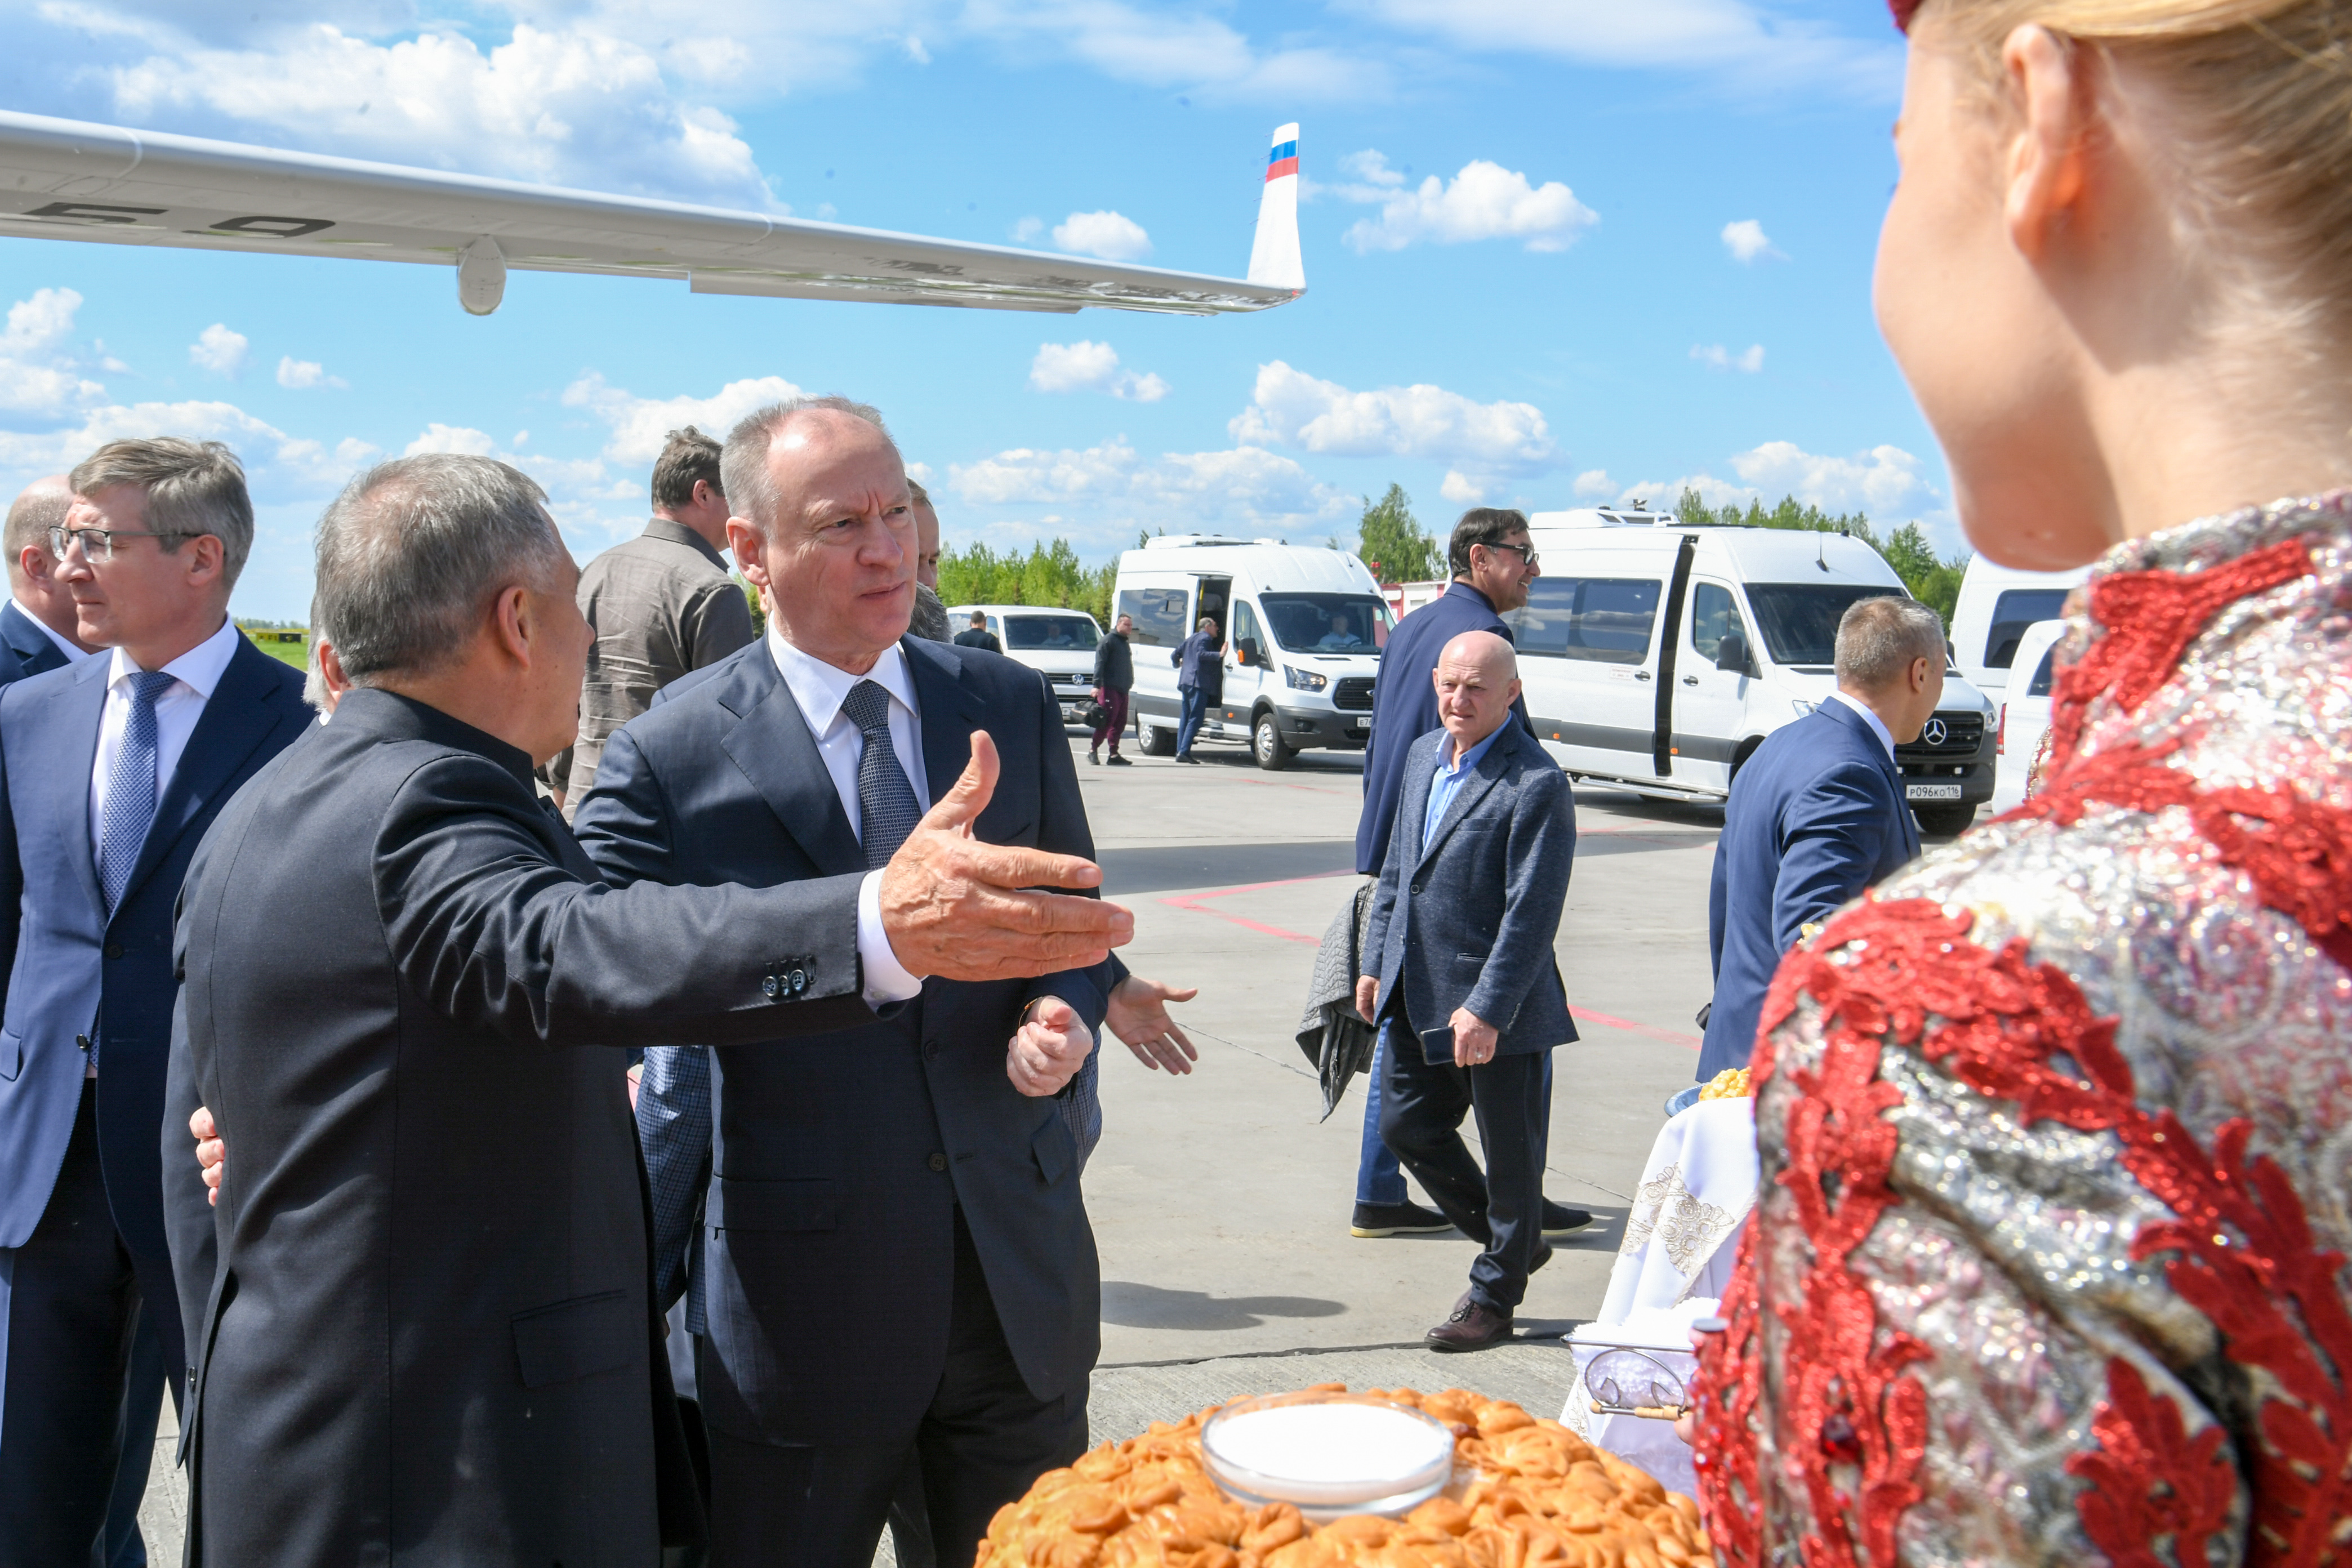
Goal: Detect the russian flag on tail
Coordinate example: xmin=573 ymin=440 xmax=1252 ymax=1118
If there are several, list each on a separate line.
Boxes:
xmin=1246 ymin=122 xmax=1304 ymax=294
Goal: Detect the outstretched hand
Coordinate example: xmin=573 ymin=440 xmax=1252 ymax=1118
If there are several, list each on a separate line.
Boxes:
xmin=879 ymin=733 xmax=1134 ymax=982
xmin=1007 ymin=996 xmax=1094 ymax=1097
xmin=1105 ymin=973 xmax=1199 ymax=1075
xmin=191 ymin=1106 xmax=224 ymax=1207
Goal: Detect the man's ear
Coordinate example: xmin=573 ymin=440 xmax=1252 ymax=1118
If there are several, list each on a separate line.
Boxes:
xmin=2003 ymin=23 xmax=2092 ymax=262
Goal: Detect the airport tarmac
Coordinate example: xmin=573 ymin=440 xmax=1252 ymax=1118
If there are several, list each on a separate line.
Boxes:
xmin=142 ymin=727 xmax=1917 ymax=1558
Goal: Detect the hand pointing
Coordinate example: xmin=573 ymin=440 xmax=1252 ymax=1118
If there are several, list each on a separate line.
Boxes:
xmin=878 ymin=731 xmax=1133 ymax=982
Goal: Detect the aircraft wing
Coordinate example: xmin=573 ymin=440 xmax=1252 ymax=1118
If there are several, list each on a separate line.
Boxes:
xmin=0 ymin=110 xmax=1305 ymax=318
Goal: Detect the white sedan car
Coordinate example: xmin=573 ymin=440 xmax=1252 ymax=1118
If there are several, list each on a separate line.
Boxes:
xmin=1990 ymin=619 xmax=2069 ymax=814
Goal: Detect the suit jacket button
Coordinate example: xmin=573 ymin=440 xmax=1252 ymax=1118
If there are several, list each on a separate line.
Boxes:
xmin=105 ymin=943 xmax=124 ymax=960
xmin=928 ymin=1152 xmax=947 ymax=1172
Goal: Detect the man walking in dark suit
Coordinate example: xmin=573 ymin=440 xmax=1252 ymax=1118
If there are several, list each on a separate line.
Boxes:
xmin=0 ymin=439 xmax=311 ymax=1565
xmin=1356 ymin=631 xmax=1578 ymax=1352
xmin=954 ymin=610 xmax=1001 ymax=652
xmin=1348 ymin=509 xmax=1585 ymax=1242
xmin=576 ymin=397 xmax=1110 ymax=1568
xmin=1695 ymin=596 xmax=1942 ymax=1084
xmin=2 ymin=475 xmax=97 ymax=684
xmin=164 ymin=452 xmax=1128 ymax=1567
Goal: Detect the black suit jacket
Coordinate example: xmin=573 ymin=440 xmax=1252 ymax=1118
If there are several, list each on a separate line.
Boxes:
xmin=0 ymin=601 xmax=73 ymax=684
xmin=163 ymin=688 xmax=881 ymax=1567
xmin=573 ymin=636 xmax=1107 ymax=1446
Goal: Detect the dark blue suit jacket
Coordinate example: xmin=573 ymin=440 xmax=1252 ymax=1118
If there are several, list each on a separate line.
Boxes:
xmin=0 ymin=634 xmax=309 ymax=1264
xmin=1698 ymin=699 xmax=1921 ymax=1080
xmin=1356 ymin=581 xmax=1534 ymax=875
xmin=573 ymin=635 xmax=1109 ymax=1447
xmin=1364 ymin=723 xmax=1577 ymax=1062
xmin=0 ymin=602 xmax=74 ymax=685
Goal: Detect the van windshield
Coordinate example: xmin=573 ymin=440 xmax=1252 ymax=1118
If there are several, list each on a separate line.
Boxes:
xmin=1744 ymin=584 xmax=1911 ymax=667
xmin=1259 ymin=593 xmax=1392 ymax=653
xmin=1003 ymin=614 xmax=1099 ymax=652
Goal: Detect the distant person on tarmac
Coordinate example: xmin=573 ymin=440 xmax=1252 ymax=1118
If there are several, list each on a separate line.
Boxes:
xmin=1349 ymin=509 xmax=1585 ymax=1244
xmin=1693 ymin=596 xmax=1939 ymax=1090
xmin=1170 ymin=616 xmax=1222 ymax=763
xmin=1090 ymin=612 xmax=1134 ymax=766
xmin=955 ymin=611 xmax=1002 ymax=653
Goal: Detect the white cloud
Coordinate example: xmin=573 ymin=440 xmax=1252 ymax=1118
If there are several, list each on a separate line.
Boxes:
xmin=1228 ymin=361 xmax=1555 ymax=472
xmin=1572 ymin=469 xmax=1616 ymax=499
xmin=561 ymin=371 xmax=806 ymax=464
xmin=276 ymin=355 xmax=347 ymax=389
xmin=189 ymin=323 xmax=249 ymax=377
xmin=1051 ymin=211 xmax=1152 ymax=263
xmin=948 ymin=438 xmax=1348 ymax=527
xmin=1721 ymin=219 xmax=1781 ymax=263
xmin=0 ymin=288 xmax=106 ymax=417
xmin=1612 ymin=441 xmax=1934 ymax=517
xmin=404 ymin=424 xmax=497 ymax=456
xmin=1692 ymin=343 xmax=1766 ymax=373
xmin=1028 ymin=341 xmax=1168 ymax=402
xmin=1337 ymin=157 xmax=1597 ymax=253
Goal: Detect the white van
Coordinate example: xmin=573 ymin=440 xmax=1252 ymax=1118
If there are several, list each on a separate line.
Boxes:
xmin=1510 ymin=510 xmax=1999 ymax=835
xmin=1950 ymin=555 xmax=2087 ymax=698
xmin=1990 ymin=618 xmax=2069 ymax=813
xmin=942 ymin=603 xmax=1103 ymax=724
xmin=1112 ymin=537 xmax=1393 ymax=768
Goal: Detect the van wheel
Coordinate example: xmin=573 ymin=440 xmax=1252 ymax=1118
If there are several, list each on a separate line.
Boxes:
xmin=1138 ymin=721 xmax=1176 ymax=757
xmin=1913 ymin=803 xmax=1979 ymax=838
xmin=1253 ymin=711 xmax=1292 ymax=770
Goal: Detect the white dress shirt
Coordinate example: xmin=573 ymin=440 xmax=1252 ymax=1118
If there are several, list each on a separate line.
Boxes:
xmin=765 ymin=625 xmax=926 ymax=1005
xmin=5 ymin=596 xmax=93 ymax=666
xmin=88 ymin=616 xmax=242 ymax=855
xmin=1826 ymin=689 xmax=1897 ymax=762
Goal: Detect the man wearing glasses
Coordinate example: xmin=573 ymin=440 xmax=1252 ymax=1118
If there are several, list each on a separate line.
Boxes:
xmin=1347 ymin=509 xmax=1591 ymax=1243
xmin=0 ymin=439 xmax=310 ymax=1562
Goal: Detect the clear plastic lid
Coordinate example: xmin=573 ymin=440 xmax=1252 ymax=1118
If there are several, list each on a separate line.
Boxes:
xmin=1199 ymin=1392 xmax=1458 ymax=1520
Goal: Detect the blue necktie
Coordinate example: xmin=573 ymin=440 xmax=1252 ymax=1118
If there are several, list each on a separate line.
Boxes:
xmin=842 ymin=680 xmax=923 ymax=870
xmin=99 ymin=670 xmax=176 ymax=912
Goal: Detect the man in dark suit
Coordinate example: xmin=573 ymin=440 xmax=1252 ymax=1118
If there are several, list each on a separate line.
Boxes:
xmin=953 ymin=609 xmax=1001 ymax=652
xmin=1349 ymin=509 xmax=1587 ymax=1242
xmin=2 ymin=475 xmax=97 ymax=684
xmin=164 ymin=452 xmax=1128 ymax=1567
xmin=0 ymin=439 xmax=311 ymax=1564
xmin=1356 ymin=631 xmax=1578 ymax=1352
xmin=574 ymin=397 xmax=1110 ymax=1568
xmin=1695 ymin=595 xmax=1943 ymax=1084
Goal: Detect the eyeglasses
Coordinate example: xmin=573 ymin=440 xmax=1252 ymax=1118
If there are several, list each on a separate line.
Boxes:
xmin=47 ymin=526 xmax=196 ymax=563
xmin=1484 ymin=540 xmax=1540 ymax=569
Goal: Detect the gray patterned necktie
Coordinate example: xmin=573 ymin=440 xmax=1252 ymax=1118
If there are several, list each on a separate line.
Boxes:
xmin=841 ymin=679 xmax=922 ymax=870
xmin=99 ymin=669 xmax=176 ymax=912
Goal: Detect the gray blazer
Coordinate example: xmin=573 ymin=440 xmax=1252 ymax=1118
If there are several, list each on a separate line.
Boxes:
xmin=1363 ymin=722 xmax=1578 ymax=1064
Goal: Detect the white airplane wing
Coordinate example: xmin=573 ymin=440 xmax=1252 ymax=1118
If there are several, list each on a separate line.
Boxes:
xmin=0 ymin=110 xmax=1305 ymax=318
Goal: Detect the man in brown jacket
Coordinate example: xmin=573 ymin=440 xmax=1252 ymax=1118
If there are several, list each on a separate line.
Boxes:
xmin=554 ymin=426 xmax=757 ymax=814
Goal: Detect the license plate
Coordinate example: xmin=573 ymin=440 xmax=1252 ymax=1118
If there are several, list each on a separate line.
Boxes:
xmin=1906 ymin=783 xmax=1963 ymax=801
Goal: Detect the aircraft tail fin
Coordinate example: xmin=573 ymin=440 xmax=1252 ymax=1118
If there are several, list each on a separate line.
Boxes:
xmin=1246 ymin=122 xmax=1304 ymax=293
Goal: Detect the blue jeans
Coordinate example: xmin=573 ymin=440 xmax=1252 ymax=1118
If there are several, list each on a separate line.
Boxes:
xmin=1177 ymin=686 xmax=1208 ymax=755
xmin=1356 ymin=1018 xmax=1554 ymax=1206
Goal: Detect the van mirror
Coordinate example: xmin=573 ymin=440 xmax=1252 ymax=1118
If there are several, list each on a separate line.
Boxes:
xmin=1715 ymin=629 xmax=1755 ymax=676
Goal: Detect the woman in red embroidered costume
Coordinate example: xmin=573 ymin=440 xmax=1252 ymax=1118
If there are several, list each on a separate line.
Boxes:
xmin=1689 ymin=0 xmax=2352 ymax=1564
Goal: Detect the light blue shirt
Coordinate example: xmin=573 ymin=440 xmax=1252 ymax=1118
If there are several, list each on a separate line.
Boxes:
xmin=1420 ymin=724 xmax=1505 ymax=856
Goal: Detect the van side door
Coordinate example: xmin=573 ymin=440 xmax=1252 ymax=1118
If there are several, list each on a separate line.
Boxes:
xmin=1509 ymin=571 xmax=1668 ymax=783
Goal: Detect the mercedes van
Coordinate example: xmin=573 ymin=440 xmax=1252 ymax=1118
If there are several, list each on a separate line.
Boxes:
xmin=942 ymin=603 xmax=1103 ymax=724
xmin=1511 ymin=510 xmax=1998 ymax=834
xmin=1950 ymin=556 xmax=2088 ymax=698
xmin=1111 ymin=537 xmax=1392 ymax=768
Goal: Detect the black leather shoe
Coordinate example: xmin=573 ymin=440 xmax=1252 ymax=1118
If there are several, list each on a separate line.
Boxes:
xmin=1427 ymin=1297 xmax=1513 ymax=1352
xmin=1542 ymin=1200 xmax=1594 ymax=1238
xmin=1350 ymin=1200 xmax=1455 ymax=1238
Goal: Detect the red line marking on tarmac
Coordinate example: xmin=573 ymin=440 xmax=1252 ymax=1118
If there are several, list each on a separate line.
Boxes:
xmin=1158 ymin=870 xmax=1351 ymax=944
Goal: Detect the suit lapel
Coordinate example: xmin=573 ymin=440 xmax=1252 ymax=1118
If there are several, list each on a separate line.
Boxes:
xmin=903 ymin=638 xmax=989 ymax=806
xmin=118 ymin=639 xmax=291 ymax=910
xmin=1416 ymin=727 xmax=1512 ymax=871
xmin=719 ymin=654 xmax=867 ymax=877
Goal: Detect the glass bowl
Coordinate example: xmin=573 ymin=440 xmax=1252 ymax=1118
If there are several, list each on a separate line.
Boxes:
xmin=1199 ymin=1391 xmax=1459 ymax=1521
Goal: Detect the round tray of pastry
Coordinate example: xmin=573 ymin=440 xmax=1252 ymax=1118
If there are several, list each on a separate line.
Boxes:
xmin=975 ymin=1383 xmax=1710 ymax=1567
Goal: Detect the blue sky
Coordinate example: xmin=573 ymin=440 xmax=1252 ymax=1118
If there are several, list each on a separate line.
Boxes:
xmin=0 ymin=0 xmax=1941 ymax=621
